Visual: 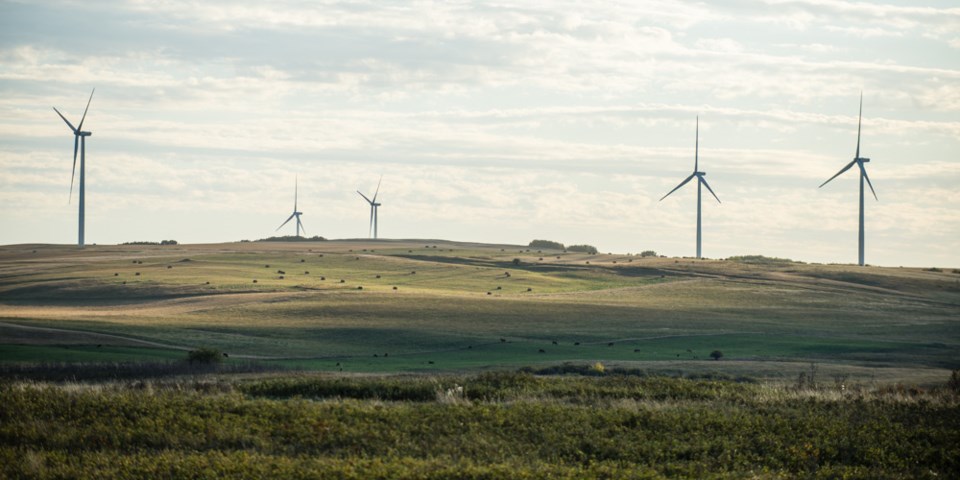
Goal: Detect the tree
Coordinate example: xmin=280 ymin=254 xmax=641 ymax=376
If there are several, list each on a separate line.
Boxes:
xmin=709 ymin=350 xmax=723 ymax=361
xmin=528 ymin=239 xmax=565 ymax=250
xmin=640 ymin=250 xmax=657 ymax=257
xmin=567 ymin=244 xmax=598 ymax=254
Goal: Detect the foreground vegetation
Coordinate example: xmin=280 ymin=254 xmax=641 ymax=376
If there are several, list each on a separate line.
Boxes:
xmin=2 ymin=372 xmax=958 ymax=479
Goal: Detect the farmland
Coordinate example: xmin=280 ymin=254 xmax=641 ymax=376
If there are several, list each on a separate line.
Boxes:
xmin=2 ymin=240 xmax=959 ymax=478
xmin=1 ymin=240 xmax=957 ymax=380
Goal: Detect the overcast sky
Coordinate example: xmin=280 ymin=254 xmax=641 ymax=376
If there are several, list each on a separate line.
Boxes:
xmin=1 ymin=0 xmax=958 ymax=267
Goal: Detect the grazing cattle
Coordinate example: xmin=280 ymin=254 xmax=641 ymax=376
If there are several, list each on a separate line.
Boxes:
xmin=357 ymin=286 xmax=363 ymax=290
xmin=304 ymin=271 xmax=309 ymax=274
xmin=340 ymin=279 xmax=345 ymax=283
xmin=376 ymin=275 xmax=381 ymax=278
xmin=574 ymin=342 xmax=580 ymax=346
xmin=135 ymin=272 xmax=140 ymax=276
xmin=300 ymin=259 xmax=305 ymax=262
xmin=114 ymin=273 xmax=118 ymax=276
xmin=486 ymin=292 xmax=492 ymax=295
xmin=265 ymin=265 xmax=270 ymax=268
xmin=538 ymin=349 xmax=545 ymax=353
xmin=277 ymin=270 xmax=285 ymax=274
xmin=167 ymin=265 xmax=172 ymax=269
xmin=279 ymin=276 xmax=284 ymax=279
xmin=634 ymin=349 xmax=641 ymax=353
xmin=222 ymin=353 xmax=229 ymax=358
xmin=392 ymin=286 xmax=398 ymax=290
xmin=321 ymin=276 xmax=326 ymax=280
xmin=527 ymin=288 xmax=532 ymax=292
xmin=552 ymin=340 xmax=558 ymax=345
xmin=500 ymin=338 xmax=506 ymax=343
xmin=428 ymin=361 xmax=435 ymax=364
xmin=607 ymin=342 xmax=614 ymax=347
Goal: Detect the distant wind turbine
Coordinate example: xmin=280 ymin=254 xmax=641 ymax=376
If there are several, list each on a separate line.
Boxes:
xmin=659 ymin=117 xmax=721 ymax=259
xmin=53 ymin=88 xmax=95 ymax=248
xmin=357 ymin=176 xmax=382 ymax=239
xmin=819 ymin=93 xmax=877 ymax=267
xmin=276 ymin=177 xmax=305 ymax=237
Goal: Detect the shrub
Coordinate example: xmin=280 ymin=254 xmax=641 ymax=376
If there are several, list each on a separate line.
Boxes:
xmin=567 ymin=244 xmax=598 ymax=254
xmin=949 ymin=370 xmax=960 ymax=393
xmin=187 ymin=347 xmax=224 ymax=365
xmin=710 ymin=350 xmax=723 ymax=361
xmin=528 ymin=239 xmax=565 ymax=250
xmin=640 ymin=250 xmax=657 ymax=257
xmin=512 ymin=258 xmax=521 ymax=266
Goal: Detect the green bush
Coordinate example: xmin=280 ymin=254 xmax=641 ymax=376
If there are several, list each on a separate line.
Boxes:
xmin=640 ymin=250 xmax=657 ymax=257
xmin=187 ymin=347 xmax=223 ymax=365
xmin=529 ymin=240 xmax=565 ymax=250
xmin=567 ymin=244 xmax=598 ymax=254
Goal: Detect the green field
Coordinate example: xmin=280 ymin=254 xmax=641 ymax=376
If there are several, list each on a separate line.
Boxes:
xmin=1 ymin=240 xmax=958 ymax=381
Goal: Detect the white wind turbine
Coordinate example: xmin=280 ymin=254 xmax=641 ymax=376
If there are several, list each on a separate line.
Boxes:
xmin=53 ymin=88 xmax=95 ymax=248
xmin=659 ymin=117 xmax=721 ymax=259
xmin=276 ymin=177 xmax=305 ymax=237
xmin=819 ymin=93 xmax=877 ymax=266
xmin=357 ymin=176 xmax=382 ymax=239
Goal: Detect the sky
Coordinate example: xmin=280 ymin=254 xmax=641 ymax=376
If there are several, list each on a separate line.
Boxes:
xmin=0 ymin=0 xmax=958 ymax=267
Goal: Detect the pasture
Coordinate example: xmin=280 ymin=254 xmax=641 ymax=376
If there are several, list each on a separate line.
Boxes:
xmin=1 ymin=240 xmax=958 ymax=382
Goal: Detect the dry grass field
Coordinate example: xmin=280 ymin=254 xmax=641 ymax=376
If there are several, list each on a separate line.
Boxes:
xmin=1 ymin=240 xmax=957 ymax=383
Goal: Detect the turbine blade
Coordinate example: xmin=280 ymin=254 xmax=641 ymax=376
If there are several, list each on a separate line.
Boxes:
xmin=700 ymin=176 xmax=721 ymax=204
xmin=694 ymin=116 xmax=699 ymax=172
xmin=855 ymin=92 xmax=862 ymax=159
xmin=297 ymin=216 xmax=306 ymax=236
xmin=53 ymin=107 xmax=77 ymax=133
xmin=860 ymin=163 xmax=878 ymax=201
xmin=276 ymin=213 xmax=296 ymax=231
xmin=77 ymin=88 xmax=95 ymax=131
xmin=819 ymin=159 xmax=857 ymax=188
xmin=659 ymin=173 xmax=696 ymax=201
xmin=372 ymin=175 xmax=382 ymax=202
xmin=69 ymin=135 xmax=79 ymax=202
xmin=357 ymin=190 xmax=372 ymax=204
xmin=294 ymin=177 xmax=298 ymax=211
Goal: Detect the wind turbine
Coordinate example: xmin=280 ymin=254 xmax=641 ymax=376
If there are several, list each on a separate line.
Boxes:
xmin=357 ymin=176 xmax=382 ymax=239
xmin=53 ymin=88 xmax=95 ymax=248
xmin=819 ymin=93 xmax=877 ymax=267
xmin=276 ymin=177 xmax=305 ymax=237
xmin=659 ymin=117 xmax=721 ymax=259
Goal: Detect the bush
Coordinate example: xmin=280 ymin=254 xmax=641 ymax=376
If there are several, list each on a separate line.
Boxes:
xmin=640 ymin=250 xmax=657 ymax=257
xmin=727 ymin=255 xmax=799 ymax=266
xmin=187 ymin=347 xmax=224 ymax=365
xmin=160 ymin=239 xmax=178 ymax=245
xmin=710 ymin=350 xmax=723 ymax=361
xmin=528 ymin=240 xmax=565 ymax=250
xmin=567 ymin=244 xmax=598 ymax=255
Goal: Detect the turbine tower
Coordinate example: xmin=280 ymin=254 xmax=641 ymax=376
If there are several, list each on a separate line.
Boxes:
xmin=53 ymin=88 xmax=95 ymax=248
xmin=276 ymin=177 xmax=305 ymax=237
xmin=357 ymin=176 xmax=382 ymax=239
xmin=659 ymin=117 xmax=721 ymax=259
xmin=819 ymin=93 xmax=877 ymax=267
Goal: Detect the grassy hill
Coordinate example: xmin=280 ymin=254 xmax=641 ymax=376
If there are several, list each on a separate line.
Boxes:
xmin=1 ymin=240 xmax=958 ymax=383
